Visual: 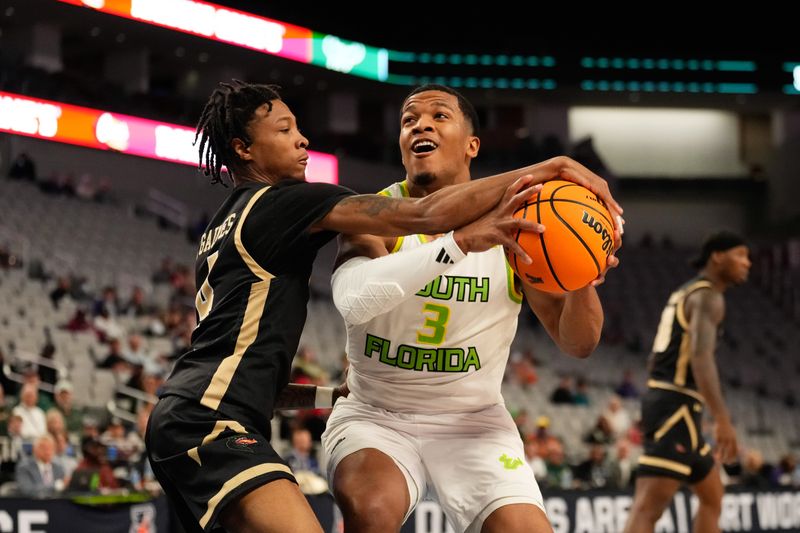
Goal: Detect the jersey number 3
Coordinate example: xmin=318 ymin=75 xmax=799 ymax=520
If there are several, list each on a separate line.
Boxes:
xmin=195 ymin=251 xmax=219 ymax=322
xmin=417 ymin=303 xmax=450 ymax=345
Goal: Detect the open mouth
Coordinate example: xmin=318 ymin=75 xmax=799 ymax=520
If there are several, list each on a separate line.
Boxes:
xmin=411 ymin=139 xmax=438 ymax=154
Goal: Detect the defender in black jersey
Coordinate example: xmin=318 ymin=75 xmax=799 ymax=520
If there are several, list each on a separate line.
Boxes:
xmin=624 ymin=231 xmax=751 ymax=533
xmin=144 ymin=81 xmax=620 ymax=533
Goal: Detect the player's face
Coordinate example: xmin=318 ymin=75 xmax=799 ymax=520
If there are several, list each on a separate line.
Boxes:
xmin=238 ymin=99 xmax=310 ymax=181
xmin=721 ymin=245 xmax=751 ymax=285
xmin=399 ymin=91 xmax=479 ymax=186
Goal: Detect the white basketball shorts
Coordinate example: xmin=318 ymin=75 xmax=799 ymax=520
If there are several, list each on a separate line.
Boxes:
xmin=321 ymin=396 xmax=545 ymax=532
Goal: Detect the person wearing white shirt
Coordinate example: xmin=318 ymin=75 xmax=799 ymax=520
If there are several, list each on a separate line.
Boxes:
xmin=11 ymin=384 xmax=46 ymax=441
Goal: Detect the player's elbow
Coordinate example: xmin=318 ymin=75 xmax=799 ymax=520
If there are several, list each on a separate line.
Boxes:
xmin=561 ymin=339 xmax=598 ymax=359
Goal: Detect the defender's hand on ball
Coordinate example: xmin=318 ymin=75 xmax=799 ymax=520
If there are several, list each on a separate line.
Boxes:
xmin=453 ymin=175 xmax=545 ymax=263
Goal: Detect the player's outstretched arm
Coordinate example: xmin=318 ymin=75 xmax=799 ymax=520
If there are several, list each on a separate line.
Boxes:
xmin=315 ymin=157 xmax=622 ymax=237
xmin=521 ymin=284 xmax=603 ymax=358
xmin=687 ymin=289 xmax=737 ymax=463
xmin=331 ymin=182 xmax=545 ymax=325
xmin=274 ymin=382 xmax=349 ymax=411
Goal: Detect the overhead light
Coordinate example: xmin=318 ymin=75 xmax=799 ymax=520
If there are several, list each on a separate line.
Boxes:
xmin=89 ymin=27 xmax=101 ymax=37
xmin=198 ymin=52 xmax=209 ymax=63
xmin=175 ymin=47 xmax=185 ymax=58
xmin=4 ymin=6 xmax=14 ymax=17
xmin=116 ymin=33 xmax=126 ymax=43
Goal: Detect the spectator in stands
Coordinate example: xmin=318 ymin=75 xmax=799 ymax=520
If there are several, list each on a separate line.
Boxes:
xmin=12 ymin=384 xmax=46 ymax=441
xmin=739 ymin=449 xmax=773 ymax=489
xmin=0 ymin=414 xmax=25 ymax=483
xmin=72 ymin=437 xmax=119 ymax=491
xmin=53 ymin=380 xmax=84 ymax=437
xmin=574 ymin=443 xmax=611 ymax=490
xmin=615 ymin=369 xmax=640 ymax=399
xmin=54 ymin=431 xmax=78 ymax=480
xmin=543 ymin=439 xmax=573 ymax=490
xmin=529 ymin=415 xmax=560 ymax=457
xmin=601 ymin=395 xmax=631 ymax=439
xmin=93 ymin=338 xmax=131 ymax=376
xmin=151 ymin=257 xmax=175 ymax=285
xmin=772 ymin=453 xmax=797 ymax=487
xmin=121 ymin=287 xmax=151 ymax=318
xmin=49 ymin=277 xmax=72 ymax=309
xmin=129 ymin=408 xmax=156 ymax=493
xmin=585 ymin=413 xmax=614 ymax=445
xmin=122 ymin=334 xmax=150 ymax=367
xmin=7 ymin=152 xmax=36 ymax=181
xmin=19 ymin=369 xmax=53 ymax=411
xmin=572 ymin=376 xmax=590 ymax=406
xmin=285 ymin=427 xmax=321 ymax=476
xmin=92 ymin=286 xmax=119 ymax=318
xmin=292 ymin=346 xmax=330 ymax=385
xmin=15 ymin=434 xmax=66 ymax=496
xmin=38 ymin=342 xmax=58 ymax=393
xmin=608 ymin=438 xmax=635 ymax=489
xmin=508 ymin=349 xmax=538 ymax=388
xmin=94 ymin=177 xmax=112 ymax=203
xmin=45 ymin=409 xmax=66 ymax=441
xmin=524 ymin=437 xmax=547 ymax=480
xmin=100 ymin=418 xmax=141 ymax=466
xmin=63 ymin=308 xmax=92 ymax=332
xmin=75 ymin=173 xmax=96 ymax=201
xmin=550 ymin=375 xmax=574 ymax=404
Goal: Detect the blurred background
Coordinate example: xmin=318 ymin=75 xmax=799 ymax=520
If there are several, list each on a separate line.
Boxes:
xmin=0 ymin=1 xmax=798 ymax=531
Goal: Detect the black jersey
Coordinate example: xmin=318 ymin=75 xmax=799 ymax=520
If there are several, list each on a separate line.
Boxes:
xmin=648 ymin=277 xmax=716 ymax=393
xmin=160 ymin=179 xmax=354 ymax=432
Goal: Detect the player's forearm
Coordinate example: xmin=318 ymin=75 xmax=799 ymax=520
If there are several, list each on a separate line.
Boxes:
xmin=413 ymin=157 xmax=565 ymax=233
xmin=556 ymin=286 xmax=603 ymax=358
xmin=691 ymin=354 xmax=731 ymax=423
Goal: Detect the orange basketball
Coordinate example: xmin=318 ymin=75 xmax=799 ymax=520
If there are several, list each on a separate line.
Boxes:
xmin=507 ymin=180 xmax=614 ymax=293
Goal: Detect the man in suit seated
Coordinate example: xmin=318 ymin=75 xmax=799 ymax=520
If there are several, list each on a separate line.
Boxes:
xmin=15 ymin=434 xmax=66 ymax=496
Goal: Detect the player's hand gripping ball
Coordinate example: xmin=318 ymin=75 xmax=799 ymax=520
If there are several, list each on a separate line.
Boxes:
xmin=507 ymin=179 xmax=614 ymax=293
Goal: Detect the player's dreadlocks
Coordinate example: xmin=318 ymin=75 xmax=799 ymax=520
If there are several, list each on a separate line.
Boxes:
xmin=194 ymin=80 xmax=282 ymax=186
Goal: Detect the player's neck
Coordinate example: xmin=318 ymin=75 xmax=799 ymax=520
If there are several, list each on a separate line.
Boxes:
xmin=699 ymin=268 xmax=728 ymax=292
xmin=405 ymin=172 xmax=471 ymax=198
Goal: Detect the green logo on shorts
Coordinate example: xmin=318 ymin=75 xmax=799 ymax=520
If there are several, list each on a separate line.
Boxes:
xmin=499 ymin=453 xmax=523 ymax=470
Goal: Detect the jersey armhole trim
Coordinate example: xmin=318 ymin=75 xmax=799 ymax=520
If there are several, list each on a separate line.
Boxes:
xmin=676 ymin=281 xmax=713 ymax=330
xmin=235 ymin=186 xmax=276 ymax=282
xmin=505 ymin=257 xmax=524 ymax=304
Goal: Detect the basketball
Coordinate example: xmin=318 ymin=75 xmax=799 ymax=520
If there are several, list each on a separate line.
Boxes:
xmin=507 ymin=179 xmax=614 ymax=293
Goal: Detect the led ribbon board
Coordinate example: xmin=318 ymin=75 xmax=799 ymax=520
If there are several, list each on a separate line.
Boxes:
xmin=0 ymin=91 xmax=339 ymax=184
xmin=58 ymin=0 xmax=388 ymax=81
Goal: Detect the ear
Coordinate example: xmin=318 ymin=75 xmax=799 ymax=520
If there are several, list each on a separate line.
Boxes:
xmin=231 ymin=138 xmax=252 ymax=162
xmin=466 ymin=135 xmax=480 ymax=159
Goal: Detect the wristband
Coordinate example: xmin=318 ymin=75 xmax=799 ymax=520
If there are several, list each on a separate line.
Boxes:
xmin=315 ymin=386 xmax=334 ymax=408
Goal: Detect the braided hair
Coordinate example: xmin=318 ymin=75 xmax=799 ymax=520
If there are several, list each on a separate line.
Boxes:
xmin=194 ymin=80 xmax=282 ymax=186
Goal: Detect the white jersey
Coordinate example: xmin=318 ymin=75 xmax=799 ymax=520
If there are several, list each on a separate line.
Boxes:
xmin=345 ymin=180 xmax=523 ymax=413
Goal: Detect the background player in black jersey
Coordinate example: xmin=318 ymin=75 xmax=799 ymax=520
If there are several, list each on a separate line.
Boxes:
xmin=624 ymin=231 xmax=751 ymax=533
xmin=145 ymin=80 xmax=621 ymax=533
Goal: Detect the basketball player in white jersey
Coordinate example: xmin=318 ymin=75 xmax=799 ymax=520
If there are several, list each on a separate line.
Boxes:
xmin=321 ymin=85 xmax=622 ymax=533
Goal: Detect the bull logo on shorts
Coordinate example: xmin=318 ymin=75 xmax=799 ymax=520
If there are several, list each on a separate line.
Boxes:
xmin=226 ymin=435 xmax=259 ymax=453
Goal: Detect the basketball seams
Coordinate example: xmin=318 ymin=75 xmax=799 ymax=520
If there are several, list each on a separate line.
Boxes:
xmin=548 ymin=187 xmax=602 ymax=280
xmin=537 ymin=193 xmax=567 ymax=292
xmin=522 ymin=198 xmax=612 ymax=228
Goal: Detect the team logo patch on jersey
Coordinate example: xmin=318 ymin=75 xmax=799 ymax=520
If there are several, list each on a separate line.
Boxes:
xmin=226 ymin=435 xmax=259 ymax=453
xmin=499 ymin=453 xmax=524 ymax=470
